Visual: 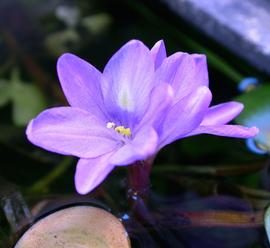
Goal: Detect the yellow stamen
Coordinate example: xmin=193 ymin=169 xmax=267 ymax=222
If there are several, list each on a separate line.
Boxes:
xmin=114 ymin=125 xmax=132 ymax=137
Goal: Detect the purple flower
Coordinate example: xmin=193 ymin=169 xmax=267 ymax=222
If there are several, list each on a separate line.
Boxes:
xmin=26 ymin=40 xmax=258 ymax=194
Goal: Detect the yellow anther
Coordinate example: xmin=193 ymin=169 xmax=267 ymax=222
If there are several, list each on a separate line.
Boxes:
xmin=114 ymin=125 xmax=132 ymax=137
xmin=115 ymin=125 xmax=124 ymax=133
xmin=123 ymin=128 xmax=131 ymax=137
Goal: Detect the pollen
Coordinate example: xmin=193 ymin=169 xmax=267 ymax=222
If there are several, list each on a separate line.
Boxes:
xmin=106 ymin=122 xmax=132 ymax=137
xmin=115 ymin=125 xmax=132 ymax=137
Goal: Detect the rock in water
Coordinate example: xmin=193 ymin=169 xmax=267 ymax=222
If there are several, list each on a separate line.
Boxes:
xmin=14 ymin=205 xmax=131 ymax=248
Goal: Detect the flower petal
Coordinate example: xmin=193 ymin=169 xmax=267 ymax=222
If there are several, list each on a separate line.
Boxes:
xmin=159 ymin=86 xmax=212 ymax=148
xmin=109 ymin=127 xmax=158 ymax=166
xmin=156 ymin=52 xmax=209 ymax=103
xmin=103 ymin=40 xmax=155 ymax=126
xmin=138 ymin=83 xmax=173 ymax=130
xmin=201 ymin=101 xmax=244 ymax=125
xmin=188 ymin=125 xmax=259 ymax=138
xmin=57 ymin=53 xmax=108 ymax=121
xmin=150 ymin=40 xmax=167 ymax=69
xmin=26 ymin=107 xmax=118 ymax=158
xmin=155 ymin=52 xmax=196 ymax=102
xmin=75 ymin=152 xmax=115 ymax=194
xmin=192 ymin=54 xmax=209 ymax=87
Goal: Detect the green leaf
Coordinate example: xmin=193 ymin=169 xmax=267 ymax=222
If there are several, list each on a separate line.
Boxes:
xmin=45 ymin=29 xmax=80 ymax=56
xmin=153 ymin=162 xmax=264 ymax=176
xmin=0 ymin=125 xmax=24 ymax=143
xmin=0 ymin=79 xmax=11 ymax=106
xmin=235 ymin=85 xmax=270 ymax=124
xmin=235 ymin=85 xmax=270 ymax=153
xmin=10 ymin=69 xmax=47 ymax=126
xmin=81 ymin=13 xmax=112 ymax=34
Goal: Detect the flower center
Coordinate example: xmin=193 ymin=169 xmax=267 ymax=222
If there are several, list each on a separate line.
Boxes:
xmin=106 ymin=122 xmax=132 ymax=137
xmin=118 ymin=89 xmax=134 ymax=111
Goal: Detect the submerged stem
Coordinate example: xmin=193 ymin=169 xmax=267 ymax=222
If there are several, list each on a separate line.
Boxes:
xmin=127 ymin=157 xmax=155 ymax=205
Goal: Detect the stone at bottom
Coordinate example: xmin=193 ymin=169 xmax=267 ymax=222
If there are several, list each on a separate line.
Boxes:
xmin=14 ymin=205 xmax=131 ymax=248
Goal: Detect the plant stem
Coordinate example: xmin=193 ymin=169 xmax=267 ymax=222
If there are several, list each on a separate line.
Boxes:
xmin=27 ymin=157 xmax=73 ymax=194
xmin=127 ymin=157 xmax=154 ymax=205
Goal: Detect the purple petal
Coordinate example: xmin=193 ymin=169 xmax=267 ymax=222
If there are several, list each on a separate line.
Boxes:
xmin=26 ymin=107 xmax=118 ymax=158
xmin=201 ymin=101 xmax=244 ymax=125
xmin=155 ymin=52 xmax=196 ymax=102
xmin=138 ymin=83 xmax=173 ymax=130
xmin=188 ymin=125 xmax=259 ymax=138
xmin=159 ymin=86 xmax=212 ymax=148
xmin=109 ymin=127 xmax=158 ymax=166
xmin=150 ymin=40 xmax=167 ymax=69
xmin=57 ymin=53 xmax=108 ymax=121
xmin=103 ymin=40 xmax=154 ymax=126
xmin=192 ymin=54 xmax=209 ymax=87
xmin=75 ymin=152 xmax=115 ymax=194
xmin=156 ymin=52 xmax=210 ymax=103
